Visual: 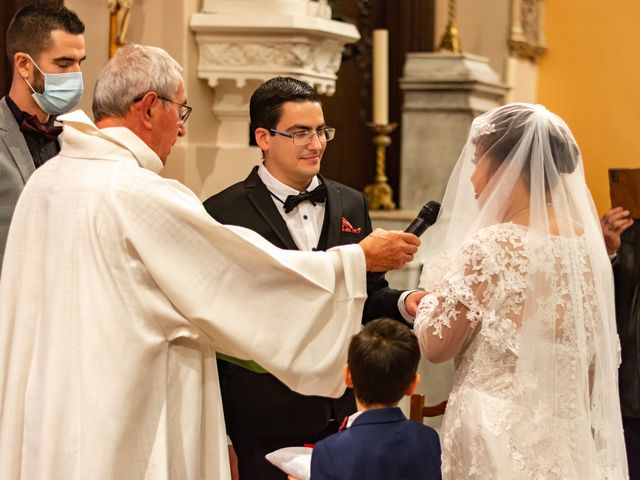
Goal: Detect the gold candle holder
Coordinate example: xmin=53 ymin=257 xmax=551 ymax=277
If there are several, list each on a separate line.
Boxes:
xmin=364 ymin=123 xmax=397 ymax=210
xmin=438 ymin=0 xmax=462 ymax=53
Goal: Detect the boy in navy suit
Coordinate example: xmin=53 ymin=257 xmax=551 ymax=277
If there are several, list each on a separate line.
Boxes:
xmin=310 ymin=319 xmax=442 ymax=480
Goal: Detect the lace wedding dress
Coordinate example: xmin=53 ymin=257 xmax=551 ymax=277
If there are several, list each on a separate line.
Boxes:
xmin=416 ymin=223 xmax=625 ymax=479
xmin=415 ymin=103 xmax=628 ymax=479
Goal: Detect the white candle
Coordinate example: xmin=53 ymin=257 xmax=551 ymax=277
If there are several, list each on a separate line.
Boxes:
xmin=372 ymin=29 xmax=389 ymax=125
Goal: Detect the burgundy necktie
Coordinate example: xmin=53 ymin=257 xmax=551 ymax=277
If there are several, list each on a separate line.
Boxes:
xmin=338 ymin=416 xmax=349 ymax=432
xmin=20 ymin=115 xmax=62 ymax=142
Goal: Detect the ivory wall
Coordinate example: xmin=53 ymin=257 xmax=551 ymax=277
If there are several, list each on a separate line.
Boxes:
xmin=66 ymin=0 xmax=633 ymax=216
xmin=66 ymin=0 xmax=224 ymax=199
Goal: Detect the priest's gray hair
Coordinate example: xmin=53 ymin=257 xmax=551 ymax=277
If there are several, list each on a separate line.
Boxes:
xmin=92 ymin=43 xmax=183 ymax=121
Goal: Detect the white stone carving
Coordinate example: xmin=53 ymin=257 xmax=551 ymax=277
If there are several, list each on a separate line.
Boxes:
xmin=191 ymin=2 xmax=359 ymax=94
xmin=197 ymin=40 xmax=344 ymax=89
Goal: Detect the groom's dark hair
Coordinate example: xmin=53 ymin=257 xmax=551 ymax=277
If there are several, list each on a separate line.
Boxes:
xmin=348 ymin=319 xmax=420 ymax=407
xmin=249 ymin=76 xmax=320 ymax=138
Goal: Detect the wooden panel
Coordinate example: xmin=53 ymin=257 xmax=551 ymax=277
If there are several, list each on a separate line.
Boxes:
xmin=609 ymin=168 xmax=640 ymax=218
xmin=320 ymin=1 xmax=375 ymax=193
xmin=322 ymin=0 xmax=435 ymax=207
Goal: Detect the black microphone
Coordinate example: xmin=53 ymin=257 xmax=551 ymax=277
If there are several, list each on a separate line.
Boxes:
xmin=404 ymin=201 xmax=441 ymax=237
xmin=369 ymin=201 xmax=440 ymax=278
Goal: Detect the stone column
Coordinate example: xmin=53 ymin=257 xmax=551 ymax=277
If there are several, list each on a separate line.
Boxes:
xmin=371 ymin=53 xmax=507 ymax=290
xmin=399 ymin=52 xmax=508 ymax=212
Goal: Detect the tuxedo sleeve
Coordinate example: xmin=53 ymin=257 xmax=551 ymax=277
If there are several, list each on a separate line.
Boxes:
xmin=361 ymin=195 xmax=405 ymax=323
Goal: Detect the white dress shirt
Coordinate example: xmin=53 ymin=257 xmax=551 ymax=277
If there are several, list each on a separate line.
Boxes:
xmin=258 ymin=163 xmax=416 ymax=323
xmin=258 ymin=164 xmax=325 ymax=251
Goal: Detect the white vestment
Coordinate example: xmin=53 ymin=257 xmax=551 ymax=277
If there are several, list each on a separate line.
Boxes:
xmin=0 ymin=111 xmax=366 ymax=480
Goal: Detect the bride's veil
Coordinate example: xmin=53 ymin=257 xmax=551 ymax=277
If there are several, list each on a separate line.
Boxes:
xmin=419 ymin=103 xmax=628 ymax=476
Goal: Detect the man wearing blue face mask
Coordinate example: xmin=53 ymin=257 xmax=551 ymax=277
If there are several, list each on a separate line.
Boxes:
xmin=0 ymin=2 xmax=85 ymax=270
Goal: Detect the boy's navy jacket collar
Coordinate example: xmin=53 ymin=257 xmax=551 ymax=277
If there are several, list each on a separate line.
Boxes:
xmin=351 ymin=407 xmax=406 ymax=427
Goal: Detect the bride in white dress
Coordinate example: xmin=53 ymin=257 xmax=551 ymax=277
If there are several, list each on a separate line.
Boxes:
xmin=414 ymin=104 xmax=629 ymax=479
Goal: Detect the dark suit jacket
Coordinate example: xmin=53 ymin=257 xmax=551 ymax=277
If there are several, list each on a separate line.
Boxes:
xmin=310 ymin=407 xmax=442 ymax=480
xmin=613 ymin=221 xmax=640 ymax=417
xmin=203 ymin=166 xmax=406 ymax=437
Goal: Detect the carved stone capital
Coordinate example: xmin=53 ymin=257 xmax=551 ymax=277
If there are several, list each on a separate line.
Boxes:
xmin=190 ymin=8 xmax=359 ymax=95
xmin=188 ymin=2 xmax=359 ymax=156
xmin=196 ymin=40 xmax=345 ymax=94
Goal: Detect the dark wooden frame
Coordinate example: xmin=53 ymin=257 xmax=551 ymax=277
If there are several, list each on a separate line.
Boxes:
xmin=321 ymin=0 xmax=435 ymax=206
xmin=409 ymin=393 xmax=447 ymax=422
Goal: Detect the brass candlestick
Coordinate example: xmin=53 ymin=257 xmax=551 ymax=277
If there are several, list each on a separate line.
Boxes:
xmin=364 ymin=123 xmax=397 ymax=210
xmin=438 ymin=0 xmax=462 ymax=53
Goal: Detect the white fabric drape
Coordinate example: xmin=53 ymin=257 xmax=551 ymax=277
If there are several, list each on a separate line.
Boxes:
xmin=0 ymin=111 xmax=366 ymax=480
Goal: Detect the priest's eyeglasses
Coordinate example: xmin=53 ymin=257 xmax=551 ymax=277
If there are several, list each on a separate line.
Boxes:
xmin=269 ymin=127 xmax=336 ymax=145
xmin=132 ymin=93 xmax=192 ymax=124
xmin=158 ymin=96 xmax=192 ymax=124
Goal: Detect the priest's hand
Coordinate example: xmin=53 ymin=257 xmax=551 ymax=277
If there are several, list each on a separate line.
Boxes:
xmin=360 ymin=229 xmax=420 ymax=272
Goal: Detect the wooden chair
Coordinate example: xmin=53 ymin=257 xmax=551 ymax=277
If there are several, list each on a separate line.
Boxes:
xmin=409 ymin=393 xmax=447 ymax=422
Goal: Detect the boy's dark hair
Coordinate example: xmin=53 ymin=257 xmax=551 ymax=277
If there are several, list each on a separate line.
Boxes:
xmin=6 ymin=1 xmax=85 ymax=68
xmin=249 ymin=76 xmax=320 ymax=138
xmin=348 ymin=318 xmax=420 ymax=407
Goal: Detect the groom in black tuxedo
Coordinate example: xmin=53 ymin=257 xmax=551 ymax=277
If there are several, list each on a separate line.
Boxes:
xmin=203 ymin=77 xmax=425 ymax=480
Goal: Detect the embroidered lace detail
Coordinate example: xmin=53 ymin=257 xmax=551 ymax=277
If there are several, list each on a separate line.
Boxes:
xmin=416 ymin=223 xmax=626 ymax=479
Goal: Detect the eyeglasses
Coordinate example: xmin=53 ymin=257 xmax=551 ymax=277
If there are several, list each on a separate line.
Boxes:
xmin=269 ymin=127 xmax=336 ymax=145
xmin=133 ymin=93 xmax=192 ymax=124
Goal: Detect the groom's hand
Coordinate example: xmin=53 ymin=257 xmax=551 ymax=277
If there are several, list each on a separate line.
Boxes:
xmin=404 ymin=291 xmax=429 ymax=317
xmin=359 ymin=229 xmax=420 ymax=272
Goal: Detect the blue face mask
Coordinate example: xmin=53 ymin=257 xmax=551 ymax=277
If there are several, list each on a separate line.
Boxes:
xmin=24 ymin=55 xmax=84 ymax=115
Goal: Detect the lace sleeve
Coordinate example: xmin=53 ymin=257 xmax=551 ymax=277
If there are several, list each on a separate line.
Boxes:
xmin=415 ymin=232 xmax=504 ymax=362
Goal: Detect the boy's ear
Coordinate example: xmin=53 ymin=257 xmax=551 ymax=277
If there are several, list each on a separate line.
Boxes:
xmin=404 ymin=373 xmax=421 ymax=396
xmin=344 ymin=364 xmax=353 ymax=388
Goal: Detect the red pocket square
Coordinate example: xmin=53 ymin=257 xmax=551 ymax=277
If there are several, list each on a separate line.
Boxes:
xmin=341 ymin=217 xmax=362 ymax=233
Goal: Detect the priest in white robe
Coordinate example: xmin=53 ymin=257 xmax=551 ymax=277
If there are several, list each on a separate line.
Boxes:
xmin=0 ymin=44 xmax=419 ymax=480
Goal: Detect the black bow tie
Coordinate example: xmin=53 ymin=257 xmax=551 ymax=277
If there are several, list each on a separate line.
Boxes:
xmin=283 ymin=184 xmax=327 ymax=213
